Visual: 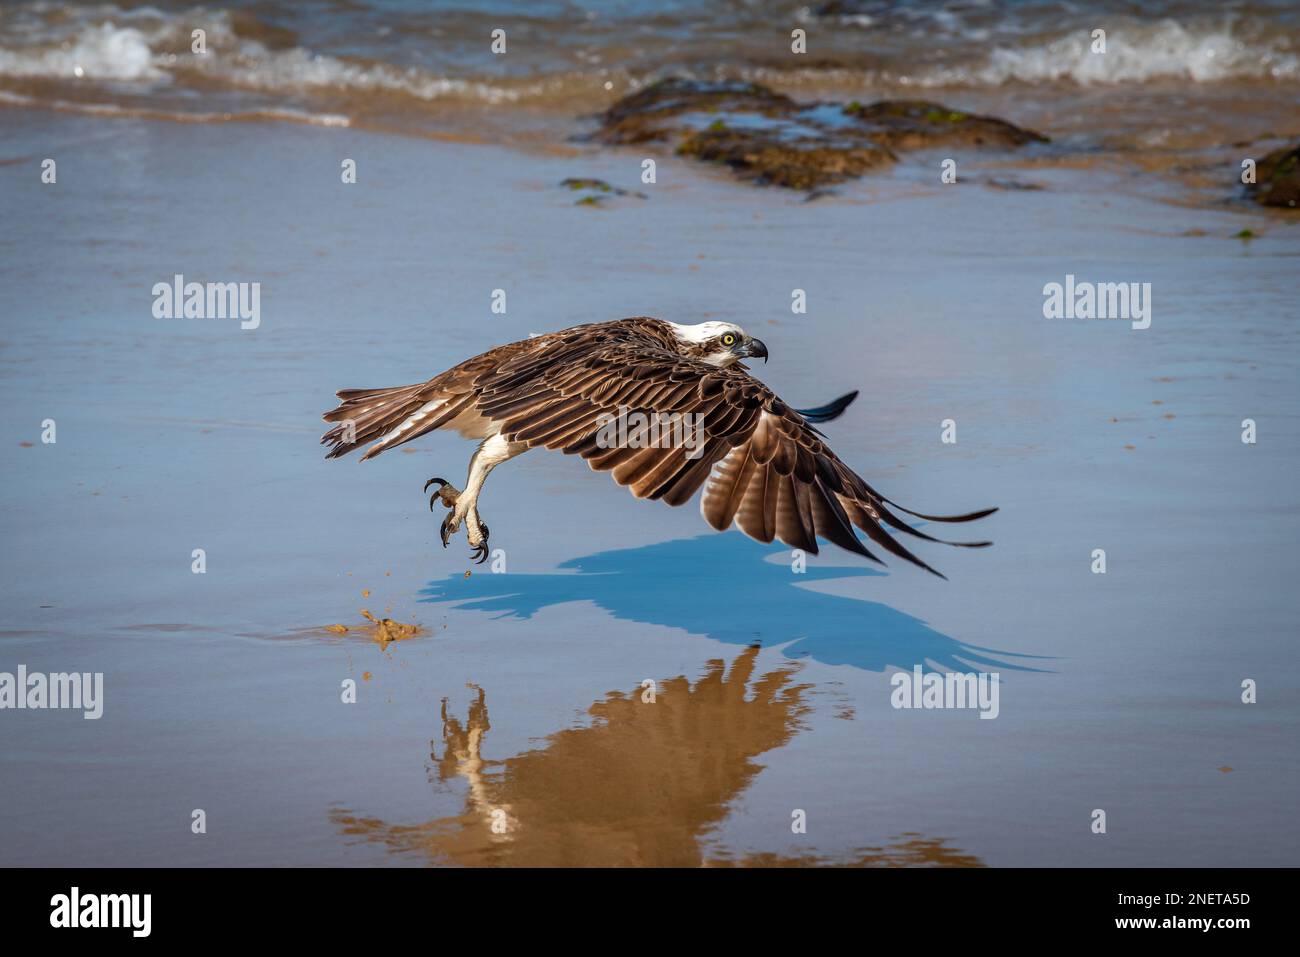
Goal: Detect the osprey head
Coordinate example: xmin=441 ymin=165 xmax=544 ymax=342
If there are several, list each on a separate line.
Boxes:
xmin=665 ymin=321 xmax=768 ymax=368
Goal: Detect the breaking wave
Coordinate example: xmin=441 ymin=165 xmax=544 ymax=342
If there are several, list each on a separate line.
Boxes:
xmin=0 ymin=1 xmax=1295 ymax=137
xmin=0 ymin=7 xmax=533 ymax=102
xmin=908 ymin=20 xmax=1299 ymax=87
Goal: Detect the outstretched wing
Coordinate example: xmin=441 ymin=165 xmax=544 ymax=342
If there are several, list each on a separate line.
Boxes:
xmin=470 ymin=334 xmax=995 ymax=578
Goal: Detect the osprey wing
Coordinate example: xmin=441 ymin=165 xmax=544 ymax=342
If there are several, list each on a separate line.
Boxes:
xmin=697 ymin=396 xmax=997 ymax=577
xmin=472 ymin=338 xmax=996 ymax=576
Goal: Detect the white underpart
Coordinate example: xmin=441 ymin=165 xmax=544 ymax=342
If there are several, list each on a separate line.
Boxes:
xmin=454 ymin=430 xmax=530 ymax=545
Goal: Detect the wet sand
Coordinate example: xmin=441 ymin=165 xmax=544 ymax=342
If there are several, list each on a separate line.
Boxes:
xmin=1 ymin=104 xmax=1297 ymax=866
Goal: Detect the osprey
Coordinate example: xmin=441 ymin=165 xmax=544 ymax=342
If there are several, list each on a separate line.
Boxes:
xmin=321 ymin=318 xmax=996 ymax=574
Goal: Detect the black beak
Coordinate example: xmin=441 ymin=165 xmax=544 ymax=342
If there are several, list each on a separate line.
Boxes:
xmin=744 ymin=338 xmax=769 ymax=363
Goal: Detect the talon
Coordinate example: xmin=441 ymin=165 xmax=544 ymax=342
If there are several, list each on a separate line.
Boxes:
xmin=426 ymin=477 xmax=446 ymax=513
xmin=424 ymin=477 xmax=461 ymax=513
xmin=440 ymin=514 xmax=453 ymax=548
xmin=469 ymin=522 xmax=490 ymax=564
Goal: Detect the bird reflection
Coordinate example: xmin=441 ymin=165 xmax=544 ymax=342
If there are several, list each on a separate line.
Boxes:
xmin=332 ymin=645 xmax=982 ymax=867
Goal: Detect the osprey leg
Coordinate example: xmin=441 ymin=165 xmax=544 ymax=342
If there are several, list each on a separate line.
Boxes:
xmin=424 ymin=477 xmax=463 ymax=549
xmin=425 ymin=435 xmax=526 ymax=563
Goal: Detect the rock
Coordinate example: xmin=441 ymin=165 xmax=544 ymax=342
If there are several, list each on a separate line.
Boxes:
xmin=591 ymin=78 xmax=1047 ymax=190
xmin=1249 ymin=144 xmax=1300 ymax=208
xmin=596 ymin=79 xmax=796 ymax=145
xmin=559 ymin=177 xmax=647 ymax=206
xmin=983 ymin=177 xmax=1047 ymax=191
xmin=842 ymin=99 xmax=1047 ymax=150
xmin=676 ymin=127 xmax=893 ymax=190
xmin=811 ymin=0 xmax=873 ymax=15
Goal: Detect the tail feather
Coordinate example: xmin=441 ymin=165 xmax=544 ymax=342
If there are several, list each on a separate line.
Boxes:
xmin=320 ymin=383 xmax=443 ymax=459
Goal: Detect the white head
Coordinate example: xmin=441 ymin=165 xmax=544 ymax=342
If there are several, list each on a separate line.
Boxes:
xmin=665 ymin=321 xmax=769 ymax=367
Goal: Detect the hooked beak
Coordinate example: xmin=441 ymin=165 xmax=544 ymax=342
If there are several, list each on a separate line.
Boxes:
xmin=741 ymin=338 xmax=769 ymax=363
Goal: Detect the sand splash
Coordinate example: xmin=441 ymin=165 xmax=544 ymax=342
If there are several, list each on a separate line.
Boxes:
xmin=324 ymin=608 xmax=423 ymax=649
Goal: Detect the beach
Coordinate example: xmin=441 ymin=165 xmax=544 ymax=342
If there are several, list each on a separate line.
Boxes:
xmin=1 ymin=0 xmax=1298 ymax=867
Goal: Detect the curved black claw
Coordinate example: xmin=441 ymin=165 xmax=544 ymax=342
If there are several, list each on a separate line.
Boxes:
xmin=470 ymin=523 xmax=490 ymax=564
xmin=439 ymin=514 xmax=453 ymax=549
xmin=425 ymin=477 xmax=449 ymax=513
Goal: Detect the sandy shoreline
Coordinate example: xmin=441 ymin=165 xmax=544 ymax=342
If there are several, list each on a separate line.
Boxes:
xmin=1 ymin=104 xmax=1297 ymax=865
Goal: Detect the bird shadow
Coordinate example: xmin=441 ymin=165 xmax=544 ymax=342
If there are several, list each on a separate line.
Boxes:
xmin=418 ymin=532 xmax=1048 ymax=674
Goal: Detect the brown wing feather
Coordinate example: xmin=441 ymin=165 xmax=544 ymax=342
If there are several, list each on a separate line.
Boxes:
xmin=322 ymin=317 xmax=996 ymax=574
xmin=481 ymin=331 xmax=994 ymax=574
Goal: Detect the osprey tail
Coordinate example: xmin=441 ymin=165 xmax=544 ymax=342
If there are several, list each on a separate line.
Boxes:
xmin=321 ymin=383 xmax=470 ymax=460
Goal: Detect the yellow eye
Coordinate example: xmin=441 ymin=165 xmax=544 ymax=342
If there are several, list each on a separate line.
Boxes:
xmin=722 ymin=333 xmax=737 ymax=346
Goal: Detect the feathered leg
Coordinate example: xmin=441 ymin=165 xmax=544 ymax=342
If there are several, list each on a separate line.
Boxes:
xmin=424 ymin=434 xmax=527 ymax=563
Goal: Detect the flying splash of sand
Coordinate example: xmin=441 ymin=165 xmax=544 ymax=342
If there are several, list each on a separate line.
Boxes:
xmin=324 ymin=608 xmax=423 ymax=648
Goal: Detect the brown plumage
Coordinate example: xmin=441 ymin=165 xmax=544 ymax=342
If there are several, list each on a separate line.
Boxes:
xmin=321 ymin=317 xmax=996 ymax=575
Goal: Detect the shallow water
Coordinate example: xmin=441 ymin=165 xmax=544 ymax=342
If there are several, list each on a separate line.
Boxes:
xmin=1 ymin=102 xmax=1297 ymax=866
